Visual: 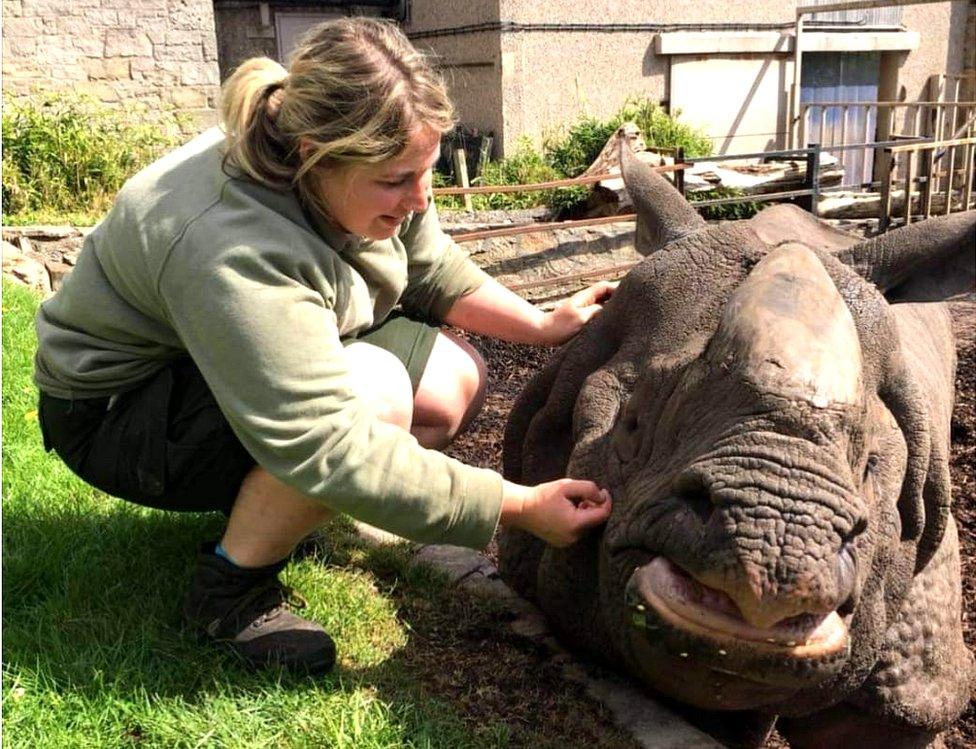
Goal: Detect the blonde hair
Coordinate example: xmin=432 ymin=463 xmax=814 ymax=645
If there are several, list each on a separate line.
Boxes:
xmin=219 ymin=18 xmax=455 ymax=220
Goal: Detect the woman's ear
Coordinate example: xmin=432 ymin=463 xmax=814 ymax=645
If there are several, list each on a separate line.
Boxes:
xmin=298 ymin=137 xmax=315 ymax=164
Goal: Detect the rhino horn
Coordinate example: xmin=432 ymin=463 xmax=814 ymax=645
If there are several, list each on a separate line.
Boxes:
xmin=619 ymin=132 xmax=706 ymax=255
xmin=837 ymin=210 xmax=975 ymax=303
xmin=713 ymin=242 xmax=863 ymax=407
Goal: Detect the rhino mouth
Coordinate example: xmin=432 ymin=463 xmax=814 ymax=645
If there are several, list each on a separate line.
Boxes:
xmin=627 ymin=557 xmax=849 ymax=658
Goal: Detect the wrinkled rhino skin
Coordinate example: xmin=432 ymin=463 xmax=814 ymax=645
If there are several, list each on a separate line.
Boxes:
xmin=499 ymin=135 xmax=975 ymax=748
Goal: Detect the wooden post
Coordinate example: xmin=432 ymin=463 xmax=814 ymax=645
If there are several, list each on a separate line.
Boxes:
xmin=839 ymin=105 xmax=849 ymax=171
xmin=943 ymin=144 xmax=957 ymax=215
xmin=803 ymin=142 xmax=821 ymax=216
xmin=922 ymin=147 xmax=935 ymax=218
xmin=903 ymin=150 xmax=915 ymax=225
xmin=675 ymin=147 xmax=686 ymax=196
xmin=963 ymin=142 xmax=975 ymax=210
xmin=452 ymin=148 xmax=473 ymax=212
xmin=476 ymin=135 xmax=493 ymax=179
xmin=878 ymin=147 xmax=894 ymax=232
xmin=798 ymin=105 xmax=808 ymax=153
xmin=791 ymin=14 xmax=804 ymax=149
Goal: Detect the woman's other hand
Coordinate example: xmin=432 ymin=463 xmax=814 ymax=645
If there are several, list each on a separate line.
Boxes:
xmin=538 ymin=280 xmax=617 ymax=346
xmin=500 ymin=478 xmax=612 ymax=547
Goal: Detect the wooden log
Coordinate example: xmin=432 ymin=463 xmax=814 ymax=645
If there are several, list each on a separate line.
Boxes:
xmin=452 ymin=148 xmax=473 ymax=211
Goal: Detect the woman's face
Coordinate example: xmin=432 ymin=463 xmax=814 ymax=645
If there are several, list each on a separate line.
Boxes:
xmin=315 ymin=125 xmax=441 ymax=241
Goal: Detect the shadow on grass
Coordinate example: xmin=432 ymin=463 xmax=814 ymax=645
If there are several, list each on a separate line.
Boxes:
xmin=2 ymin=503 xmax=344 ymax=699
xmin=2 ymin=499 xmax=635 ymax=747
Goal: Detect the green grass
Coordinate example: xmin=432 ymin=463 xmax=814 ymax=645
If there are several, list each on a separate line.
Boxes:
xmin=0 ymin=280 xmax=520 ymax=748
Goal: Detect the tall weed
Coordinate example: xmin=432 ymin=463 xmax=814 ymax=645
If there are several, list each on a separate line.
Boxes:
xmin=2 ymin=92 xmax=187 ymax=224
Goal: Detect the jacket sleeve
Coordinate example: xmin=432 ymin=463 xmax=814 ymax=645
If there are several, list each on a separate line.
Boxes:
xmin=158 ymin=209 xmax=503 ymax=549
xmin=397 ymin=195 xmax=490 ymax=321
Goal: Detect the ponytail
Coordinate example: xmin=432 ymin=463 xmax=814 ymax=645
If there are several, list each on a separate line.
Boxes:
xmin=219 ymin=57 xmax=295 ymax=189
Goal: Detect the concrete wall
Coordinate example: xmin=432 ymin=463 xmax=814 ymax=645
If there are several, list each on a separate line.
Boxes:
xmin=405 ymin=0 xmax=503 ymax=147
xmin=402 ymin=0 xmax=968 ymax=156
xmin=2 ymin=0 xmax=220 ymax=130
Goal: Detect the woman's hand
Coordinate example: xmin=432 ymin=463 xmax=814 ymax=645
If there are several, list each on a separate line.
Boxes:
xmin=537 ymin=280 xmax=617 ymax=346
xmin=500 ymin=478 xmax=612 ymax=547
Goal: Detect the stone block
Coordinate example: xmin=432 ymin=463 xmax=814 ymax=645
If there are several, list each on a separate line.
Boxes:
xmin=155 ymin=43 xmax=203 ymax=63
xmin=55 ymin=16 xmax=91 ymax=36
xmin=164 ymin=30 xmax=201 ymax=46
xmin=202 ymin=36 xmax=218 ymax=62
xmin=82 ymin=8 xmax=119 ymax=26
xmin=44 ymin=260 xmax=73 ymax=292
xmin=83 ymin=57 xmax=130 ymax=81
xmin=71 ymin=35 xmax=105 ymax=57
xmin=76 ymin=80 xmax=121 ymax=103
xmin=112 ymin=0 xmax=167 ymax=9
xmin=168 ymin=86 xmax=208 ymax=109
xmin=169 ymin=3 xmax=214 ymax=32
xmin=179 ymin=61 xmax=219 ymax=86
xmin=104 ymin=30 xmax=152 ymax=57
xmin=5 ymin=35 xmax=37 ymax=57
xmin=4 ymin=15 xmax=43 ymax=36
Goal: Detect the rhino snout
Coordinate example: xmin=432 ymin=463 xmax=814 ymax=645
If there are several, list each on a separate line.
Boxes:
xmin=626 ymin=557 xmax=851 ymax=658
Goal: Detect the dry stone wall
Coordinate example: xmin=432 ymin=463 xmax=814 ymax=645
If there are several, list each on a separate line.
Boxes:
xmin=2 ymin=0 xmax=220 ymax=131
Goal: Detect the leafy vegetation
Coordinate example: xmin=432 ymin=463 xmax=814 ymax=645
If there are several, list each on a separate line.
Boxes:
xmin=435 ymin=97 xmax=714 ymax=215
xmin=2 ymin=92 xmax=188 ymax=225
xmin=689 ymin=185 xmax=763 ymax=221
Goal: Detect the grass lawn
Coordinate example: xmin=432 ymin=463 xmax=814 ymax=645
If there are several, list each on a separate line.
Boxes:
xmin=1 ymin=280 xmax=635 ymax=749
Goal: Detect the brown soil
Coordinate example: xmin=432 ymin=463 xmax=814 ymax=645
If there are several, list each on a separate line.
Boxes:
xmin=441 ymin=300 xmax=976 ymax=747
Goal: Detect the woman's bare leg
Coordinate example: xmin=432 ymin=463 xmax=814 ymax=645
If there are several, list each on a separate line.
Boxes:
xmin=411 ymin=331 xmax=487 ymax=450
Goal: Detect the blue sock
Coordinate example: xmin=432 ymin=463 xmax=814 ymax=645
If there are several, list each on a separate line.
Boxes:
xmin=214 ymin=542 xmax=241 ymax=567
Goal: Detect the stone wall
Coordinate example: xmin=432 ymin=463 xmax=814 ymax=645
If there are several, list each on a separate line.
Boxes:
xmin=2 ymin=0 xmax=221 ymax=132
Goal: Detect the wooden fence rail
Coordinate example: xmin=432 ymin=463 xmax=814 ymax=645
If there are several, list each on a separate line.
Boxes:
xmin=877 ymin=136 xmax=976 ymax=231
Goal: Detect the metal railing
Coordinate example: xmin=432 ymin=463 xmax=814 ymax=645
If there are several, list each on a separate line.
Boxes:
xmin=799 ymin=101 xmax=976 ymax=184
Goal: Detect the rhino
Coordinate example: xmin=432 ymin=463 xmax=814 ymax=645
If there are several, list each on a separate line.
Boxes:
xmin=499 ymin=135 xmax=975 ymax=748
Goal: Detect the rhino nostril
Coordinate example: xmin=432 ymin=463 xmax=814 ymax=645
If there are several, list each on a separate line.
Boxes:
xmin=847 ymin=516 xmax=868 ymax=542
xmin=672 ymin=472 xmax=714 ymax=525
xmin=836 ymin=544 xmax=859 ymax=615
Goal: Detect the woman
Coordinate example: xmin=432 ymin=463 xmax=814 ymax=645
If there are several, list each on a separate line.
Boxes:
xmin=34 ymin=18 xmax=612 ymax=674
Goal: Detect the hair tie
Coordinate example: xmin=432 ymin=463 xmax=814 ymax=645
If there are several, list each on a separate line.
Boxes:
xmin=266 ymin=81 xmax=287 ymax=119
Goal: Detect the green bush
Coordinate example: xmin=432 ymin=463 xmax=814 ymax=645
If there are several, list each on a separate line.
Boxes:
xmin=545 ymin=96 xmax=713 ymax=178
xmin=2 ymin=91 xmax=188 ymax=225
xmin=688 ymin=185 xmax=763 ymax=221
xmin=435 ymin=98 xmax=714 ymax=215
xmin=434 ymin=138 xmax=587 ymax=212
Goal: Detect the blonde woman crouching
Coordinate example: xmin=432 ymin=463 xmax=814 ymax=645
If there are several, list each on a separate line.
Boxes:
xmin=34 ymin=17 xmax=613 ymax=673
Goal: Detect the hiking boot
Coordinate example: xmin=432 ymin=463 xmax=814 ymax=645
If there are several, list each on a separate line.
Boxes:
xmin=183 ymin=542 xmax=336 ymax=673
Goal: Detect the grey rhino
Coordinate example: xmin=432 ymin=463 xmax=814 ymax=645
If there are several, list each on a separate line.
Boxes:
xmin=499 ymin=135 xmax=975 ymax=748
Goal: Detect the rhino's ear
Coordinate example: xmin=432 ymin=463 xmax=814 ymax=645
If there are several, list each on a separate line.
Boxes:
xmin=619 ymin=132 xmax=706 ymax=256
xmin=836 ymin=211 xmax=975 ymax=303
xmin=503 ymin=307 xmax=621 ymax=484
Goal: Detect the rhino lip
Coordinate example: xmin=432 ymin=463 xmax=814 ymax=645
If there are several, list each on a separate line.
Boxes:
xmin=628 ymin=557 xmax=849 ymax=658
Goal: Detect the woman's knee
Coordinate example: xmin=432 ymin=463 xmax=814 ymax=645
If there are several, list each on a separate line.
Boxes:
xmin=343 ymin=342 xmax=413 ymax=429
xmin=414 ymin=332 xmax=487 ymax=439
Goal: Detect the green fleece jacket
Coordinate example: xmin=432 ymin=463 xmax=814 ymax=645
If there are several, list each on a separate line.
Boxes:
xmin=34 ymin=127 xmax=504 ymax=548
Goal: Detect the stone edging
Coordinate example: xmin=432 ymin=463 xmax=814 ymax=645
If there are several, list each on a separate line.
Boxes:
xmin=2 ymin=226 xmax=88 ymax=296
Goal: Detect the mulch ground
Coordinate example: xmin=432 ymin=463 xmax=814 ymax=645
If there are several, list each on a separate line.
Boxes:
xmin=441 ymin=300 xmax=976 ymax=747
